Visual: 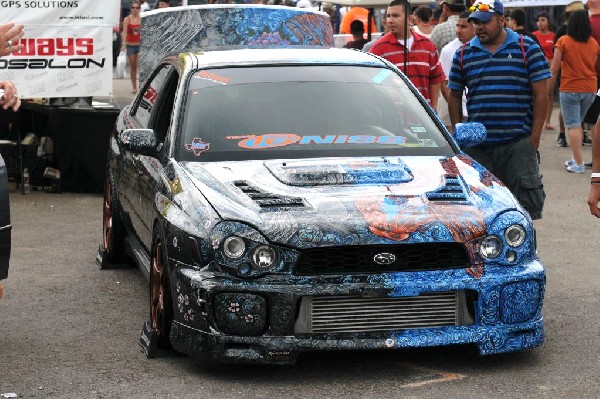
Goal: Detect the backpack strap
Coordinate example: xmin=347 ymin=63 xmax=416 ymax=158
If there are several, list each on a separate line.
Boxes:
xmin=519 ymin=34 xmax=528 ymax=69
xmin=459 ymin=41 xmax=469 ymax=79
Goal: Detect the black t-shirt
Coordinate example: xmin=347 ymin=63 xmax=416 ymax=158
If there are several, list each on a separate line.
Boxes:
xmin=344 ymin=38 xmax=369 ymax=50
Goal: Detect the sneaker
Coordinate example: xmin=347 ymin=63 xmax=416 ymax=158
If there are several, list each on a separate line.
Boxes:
xmin=564 ymin=159 xmax=575 ymax=168
xmin=583 ymin=133 xmax=592 ymax=146
xmin=585 ymin=161 xmax=593 ymax=168
xmin=566 ymin=163 xmax=585 ymax=173
xmin=557 ymin=134 xmax=568 ymax=147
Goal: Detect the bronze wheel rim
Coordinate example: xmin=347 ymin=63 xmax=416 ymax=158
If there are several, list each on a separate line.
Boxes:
xmin=102 ymin=179 xmax=112 ymax=252
xmin=150 ymin=241 xmax=164 ymax=335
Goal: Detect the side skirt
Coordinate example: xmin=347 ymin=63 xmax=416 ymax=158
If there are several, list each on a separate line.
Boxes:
xmin=125 ymin=235 xmax=151 ymax=281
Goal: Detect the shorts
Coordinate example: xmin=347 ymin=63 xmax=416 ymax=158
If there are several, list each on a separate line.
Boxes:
xmin=559 ymin=91 xmax=596 ymax=129
xmin=583 ymin=77 xmax=600 ymax=124
xmin=583 ymin=96 xmax=600 ymax=124
xmin=466 ymin=137 xmax=545 ymax=220
xmin=126 ymin=45 xmax=140 ymax=56
xmin=437 ymin=95 xmax=451 ymax=127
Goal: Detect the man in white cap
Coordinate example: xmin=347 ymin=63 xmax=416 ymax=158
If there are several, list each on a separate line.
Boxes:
xmin=296 ymin=0 xmax=312 ymax=8
xmin=447 ymin=0 xmax=550 ymax=220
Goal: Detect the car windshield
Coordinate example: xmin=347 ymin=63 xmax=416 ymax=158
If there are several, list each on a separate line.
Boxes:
xmin=177 ymin=65 xmax=455 ymax=162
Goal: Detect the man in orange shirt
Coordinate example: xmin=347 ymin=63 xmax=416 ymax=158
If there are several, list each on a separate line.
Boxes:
xmin=340 ymin=7 xmax=378 ymax=34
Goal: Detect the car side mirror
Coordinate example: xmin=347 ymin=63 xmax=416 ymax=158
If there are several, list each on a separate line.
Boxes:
xmin=118 ymin=129 xmax=159 ymax=156
xmin=454 ymin=122 xmax=487 ymax=149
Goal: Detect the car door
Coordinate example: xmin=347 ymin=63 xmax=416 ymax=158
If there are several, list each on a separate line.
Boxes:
xmin=120 ymin=64 xmax=175 ymax=250
xmin=136 ymin=68 xmax=179 ymax=251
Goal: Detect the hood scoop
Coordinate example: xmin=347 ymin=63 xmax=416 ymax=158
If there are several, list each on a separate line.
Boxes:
xmin=265 ymin=158 xmax=414 ymax=186
xmin=234 ymin=181 xmax=308 ymax=211
xmin=425 ymin=175 xmax=469 ymax=203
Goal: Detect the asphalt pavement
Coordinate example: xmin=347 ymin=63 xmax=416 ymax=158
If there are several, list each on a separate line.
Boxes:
xmin=0 ymin=78 xmax=599 ymax=398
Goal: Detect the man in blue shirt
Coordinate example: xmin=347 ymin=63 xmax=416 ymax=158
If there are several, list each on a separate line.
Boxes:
xmin=447 ymin=0 xmax=550 ymax=220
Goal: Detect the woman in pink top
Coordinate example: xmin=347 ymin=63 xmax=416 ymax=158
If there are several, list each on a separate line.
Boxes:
xmin=534 ymin=12 xmax=556 ymax=131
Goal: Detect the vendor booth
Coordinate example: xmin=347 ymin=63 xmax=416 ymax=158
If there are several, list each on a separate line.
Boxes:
xmin=0 ymin=0 xmax=121 ymax=193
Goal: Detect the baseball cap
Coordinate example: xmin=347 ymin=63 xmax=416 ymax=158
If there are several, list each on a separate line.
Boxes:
xmin=468 ymin=0 xmax=504 ymax=22
xmin=565 ymin=0 xmax=584 ymax=12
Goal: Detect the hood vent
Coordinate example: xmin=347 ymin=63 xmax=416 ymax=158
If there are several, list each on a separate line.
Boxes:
xmin=425 ymin=175 xmax=468 ymax=203
xmin=234 ymin=181 xmax=307 ymax=211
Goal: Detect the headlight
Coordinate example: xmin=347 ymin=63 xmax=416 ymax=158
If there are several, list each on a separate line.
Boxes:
xmin=480 ymin=235 xmax=502 ymax=259
xmin=223 ymin=236 xmax=245 ymax=259
xmin=504 ymin=224 xmax=526 ymax=247
xmin=252 ymin=245 xmax=278 ymax=270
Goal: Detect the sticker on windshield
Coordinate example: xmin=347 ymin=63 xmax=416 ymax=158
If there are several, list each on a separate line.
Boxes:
xmin=410 ymin=126 xmax=426 ymax=133
xmin=372 ymin=69 xmax=393 ymax=84
xmin=418 ymin=139 xmax=437 ymax=147
xmin=185 ymin=137 xmax=211 ymax=156
xmin=195 ymin=71 xmax=231 ymax=85
xmin=226 ymin=134 xmax=408 ymax=149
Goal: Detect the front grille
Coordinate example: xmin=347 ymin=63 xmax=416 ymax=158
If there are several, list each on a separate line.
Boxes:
xmin=295 ymin=243 xmax=469 ymax=275
xmin=294 ymin=291 xmax=473 ymax=334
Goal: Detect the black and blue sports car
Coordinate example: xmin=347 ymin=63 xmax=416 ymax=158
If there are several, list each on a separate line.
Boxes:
xmin=98 ymin=5 xmax=546 ymax=365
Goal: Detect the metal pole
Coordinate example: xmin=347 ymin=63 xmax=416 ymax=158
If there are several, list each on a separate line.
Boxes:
xmin=403 ymin=0 xmax=409 ymax=74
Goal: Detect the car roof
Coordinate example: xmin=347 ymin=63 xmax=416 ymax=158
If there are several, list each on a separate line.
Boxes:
xmin=180 ymin=47 xmax=387 ymax=70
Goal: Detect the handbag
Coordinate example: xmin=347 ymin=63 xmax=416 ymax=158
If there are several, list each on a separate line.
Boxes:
xmin=116 ymin=50 xmax=127 ymax=79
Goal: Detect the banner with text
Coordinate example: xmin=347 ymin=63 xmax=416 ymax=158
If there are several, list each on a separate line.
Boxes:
xmin=0 ymin=0 xmax=120 ymax=98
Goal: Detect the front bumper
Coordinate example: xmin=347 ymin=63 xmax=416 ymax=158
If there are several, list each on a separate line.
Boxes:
xmin=168 ymin=260 xmax=545 ymax=364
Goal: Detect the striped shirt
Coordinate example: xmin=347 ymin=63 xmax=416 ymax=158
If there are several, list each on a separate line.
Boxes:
xmin=370 ymin=31 xmax=445 ymax=103
xmin=448 ymin=29 xmax=551 ymax=145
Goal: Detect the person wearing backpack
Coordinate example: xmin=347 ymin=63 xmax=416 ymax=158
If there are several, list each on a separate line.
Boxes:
xmin=447 ymin=0 xmax=551 ymax=220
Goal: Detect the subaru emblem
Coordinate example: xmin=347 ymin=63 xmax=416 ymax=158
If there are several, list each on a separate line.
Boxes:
xmin=373 ymin=253 xmax=396 ymax=265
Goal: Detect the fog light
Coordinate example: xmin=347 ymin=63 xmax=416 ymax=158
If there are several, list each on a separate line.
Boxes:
xmin=500 ymin=281 xmax=541 ymax=323
xmin=214 ymin=293 xmax=267 ymax=336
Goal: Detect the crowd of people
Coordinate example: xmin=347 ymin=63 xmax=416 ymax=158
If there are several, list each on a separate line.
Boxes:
xmin=132 ymin=0 xmax=600 ymax=219
xmin=323 ymin=0 xmax=600 ymax=219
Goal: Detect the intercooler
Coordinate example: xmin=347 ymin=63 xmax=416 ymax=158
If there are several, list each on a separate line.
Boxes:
xmin=294 ymin=291 xmax=474 ymax=334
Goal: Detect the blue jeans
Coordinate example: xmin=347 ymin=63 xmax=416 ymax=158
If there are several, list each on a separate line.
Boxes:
xmin=559 ymin=91 xmax=596 ymax=128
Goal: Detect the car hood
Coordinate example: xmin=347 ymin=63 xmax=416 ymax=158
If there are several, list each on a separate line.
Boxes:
xmin=182 ymin=156 xmax=520 ymax=248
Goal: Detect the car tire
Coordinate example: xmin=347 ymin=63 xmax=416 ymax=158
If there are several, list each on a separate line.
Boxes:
xmin=101 ymin=173 xmax=126 ymax=265
xmin=149 ymin=227 xmax=174 ymax=352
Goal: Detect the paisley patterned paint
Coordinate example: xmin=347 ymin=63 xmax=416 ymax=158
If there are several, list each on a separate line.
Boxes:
xmin=106 ymin=40 xmax=546 ymax=364
xmin=140 ymin=5 xmax=334 ymax=82
xmin=156 ymin=152 xmax=546 ymax=364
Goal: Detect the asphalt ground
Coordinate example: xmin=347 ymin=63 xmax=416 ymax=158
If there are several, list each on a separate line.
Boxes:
xmin=0 ymin=78 xmax=599 ymax=398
